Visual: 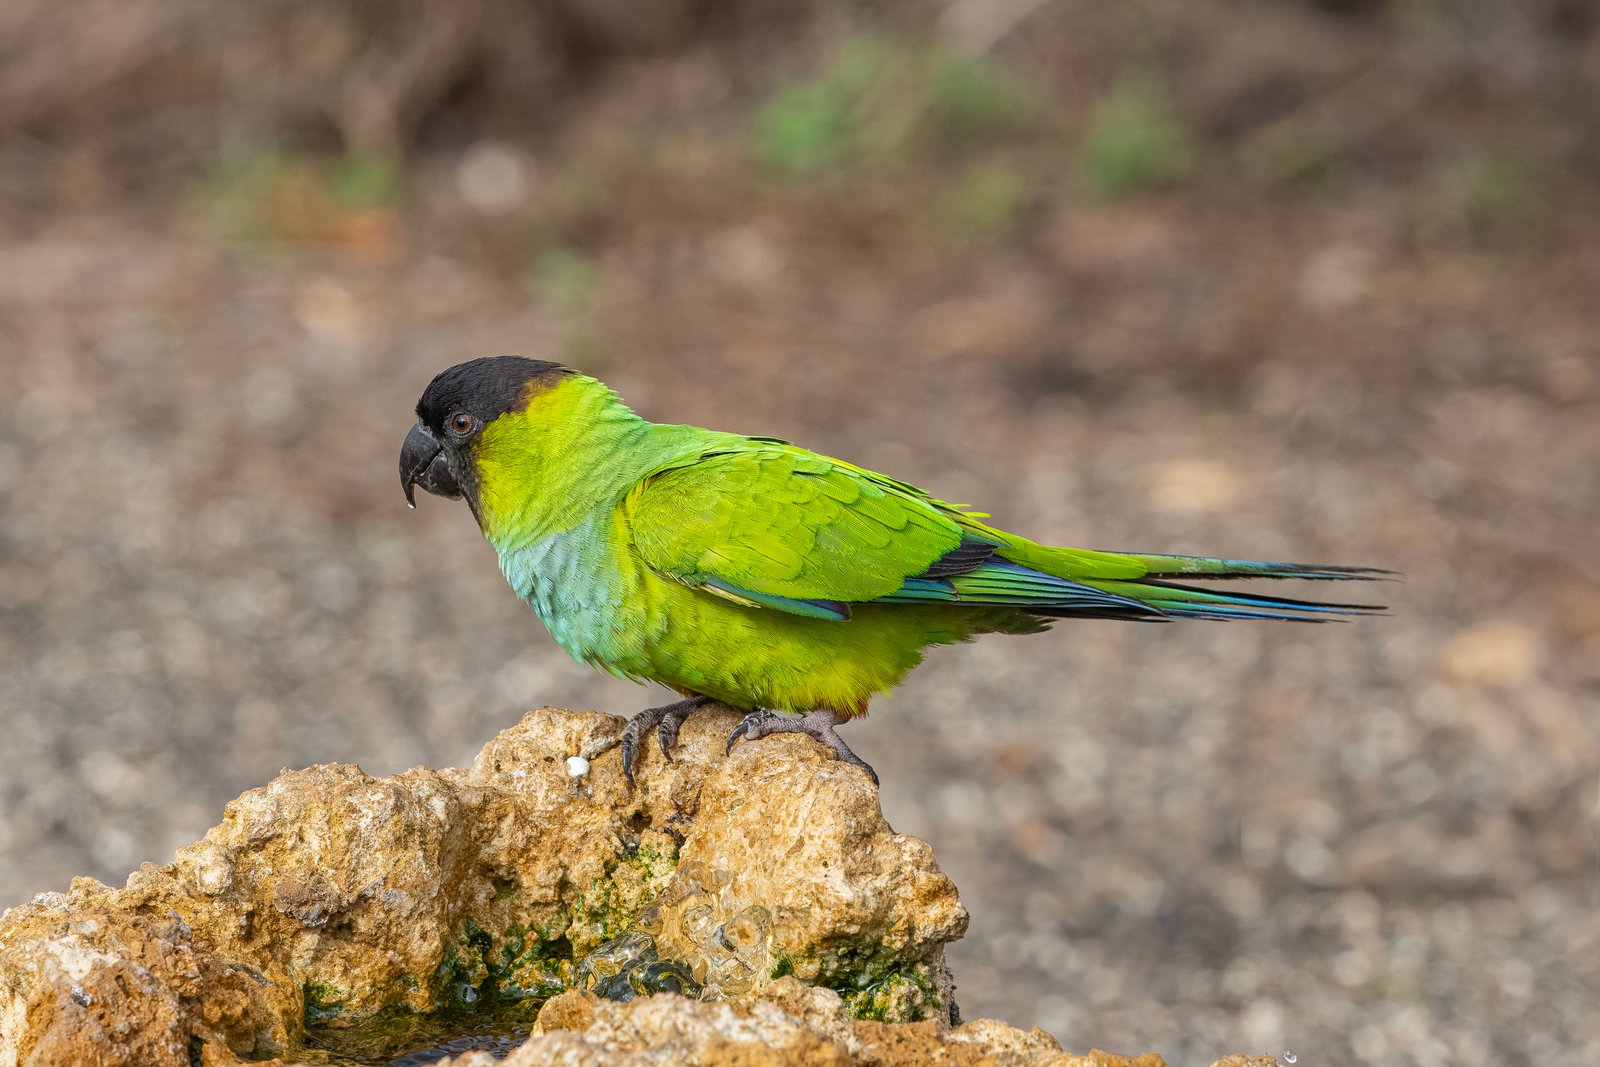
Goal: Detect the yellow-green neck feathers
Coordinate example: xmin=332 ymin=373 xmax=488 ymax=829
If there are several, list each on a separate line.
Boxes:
xmin=469 ymin=374 xmax=652 ymax=549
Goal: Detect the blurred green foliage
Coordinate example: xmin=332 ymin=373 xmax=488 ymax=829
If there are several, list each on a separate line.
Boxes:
xmin=944 ymin=160 xmax=1030 ymax=235
xmin=753 ymin=37 xmax=886 ymax=174
xmin=1076 ymin=68 xmax=1196 ymax=199
xmin=529 ymin=246 xmax=599 ymax=311
xmin=529 ymin=245 xmax=603 ymax=363
xmin=925 ymin=49 xmax=1043 ymax=145
xmin=1453 ymin=150 xmax=1537 ymax=230
xmin=1251 ymin=129 xmax=1341 ymax=190
xmin=752 ymin=35 xmax=1042 ymax=176
xmin=198 ymin=145 xmax=293 ymax=244
xmin=327 ymin=153 xmax=404 ymax=212
xmin=198 ymin=145 xmax=403 ymax=247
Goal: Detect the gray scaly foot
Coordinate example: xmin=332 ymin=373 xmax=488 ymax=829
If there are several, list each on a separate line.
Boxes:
xmin=620 ymin=695 xmax=714 ymax=786
xmin=725 ymin=708 xmax=879 ymax=785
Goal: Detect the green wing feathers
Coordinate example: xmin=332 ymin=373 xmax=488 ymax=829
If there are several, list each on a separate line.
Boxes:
xmin=627 ymin=444 xmax=964 ymax=613
xmin=627 ymin=439 xmax=1387 ymax=623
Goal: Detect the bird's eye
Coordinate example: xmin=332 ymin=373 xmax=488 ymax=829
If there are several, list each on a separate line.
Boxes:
xmin=449 ymin=412 xmax=475 ymax=435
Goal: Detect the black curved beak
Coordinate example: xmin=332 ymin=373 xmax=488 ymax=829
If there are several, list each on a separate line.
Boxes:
xmin=400 ymin=422 xmax=461 ymax=507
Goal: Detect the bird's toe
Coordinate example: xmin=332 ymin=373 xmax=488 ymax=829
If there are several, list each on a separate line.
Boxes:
xmin=619 ymin=695 xmax=713 ymax=787
xmin=723 ymin=709 xmax=878 ymax=785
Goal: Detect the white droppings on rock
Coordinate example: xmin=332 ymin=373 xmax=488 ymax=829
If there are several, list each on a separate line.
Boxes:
xmin=566 ymin=755 xmax=590 ymax=778
xmin=44 ymin=935 xmax=120 ymax=984
xmin=191 ymin=845 xmax=232 ymax=896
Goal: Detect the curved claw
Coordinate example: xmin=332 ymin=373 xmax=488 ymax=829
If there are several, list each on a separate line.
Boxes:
xmin=620 ymin=696 xmax=713 ymax=787
xmin=724 ymin=710 xmax=775 ymax=755
xmin=620 ymin=732 xmax=642 ymax=788
xmin=657 ymin=724 xmax=676 ymax=761
xmin=723 ymin=718 xmax=749 ymax=756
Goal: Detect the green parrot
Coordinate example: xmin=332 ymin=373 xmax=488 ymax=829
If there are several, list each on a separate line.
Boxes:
xmin=401 ymin=356 xmax=1384 ymax=784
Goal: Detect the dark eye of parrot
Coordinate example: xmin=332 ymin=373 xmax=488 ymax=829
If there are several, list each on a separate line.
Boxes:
xmin=449 ymin=412 xmax=475 ymax=435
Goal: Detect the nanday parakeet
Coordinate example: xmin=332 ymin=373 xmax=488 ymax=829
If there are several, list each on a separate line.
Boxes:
xmin=401 ymin=356 xmax=1384 ymax=784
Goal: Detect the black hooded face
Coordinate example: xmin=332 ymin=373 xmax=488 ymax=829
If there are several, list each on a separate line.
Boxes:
xmin=400 ymin=356 xmax=570 ymax=507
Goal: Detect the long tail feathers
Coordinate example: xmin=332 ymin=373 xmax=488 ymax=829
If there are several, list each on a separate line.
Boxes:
xmin=1119 ymin=553 xmax=1395 ymax=583
xmin=1086 ymin=577 xmax=1388 ymax=622
xmin=1084 ymin=553 xmax=1391 ymax=622
xmin=879 ymin=540 xmax=1390 ymax=623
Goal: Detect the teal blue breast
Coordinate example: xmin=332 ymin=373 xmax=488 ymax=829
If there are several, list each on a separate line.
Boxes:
xmin=496 ymin=518 xmax=664 ymax=682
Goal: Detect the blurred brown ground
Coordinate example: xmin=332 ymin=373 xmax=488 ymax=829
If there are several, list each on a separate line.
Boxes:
xmin=1 ymin=2 xmax=1597 ymax=1064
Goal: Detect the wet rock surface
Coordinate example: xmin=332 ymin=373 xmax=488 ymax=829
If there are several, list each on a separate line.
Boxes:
xmin=438 ymin=981 xmax=1192 ymax=1067
xmin=0 ymin=706 xmax=1240 ymax=1067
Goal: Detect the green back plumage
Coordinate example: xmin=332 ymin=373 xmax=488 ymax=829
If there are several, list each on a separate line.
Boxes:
xmin=621 ymin=433 xmax=1385 ymax=625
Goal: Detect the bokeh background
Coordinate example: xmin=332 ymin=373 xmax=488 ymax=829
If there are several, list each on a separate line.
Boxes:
xmin=2 ymin=1 xmax=1597 ymax=1063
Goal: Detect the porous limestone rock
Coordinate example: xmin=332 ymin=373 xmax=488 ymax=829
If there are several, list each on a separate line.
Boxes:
xmin=0 ymin=706 xmax=1265 ymax=1067
xmin=0 ymin=706 xmax=966 ymax=1066
xmin=439 ymin=980 xmax=1174 ymax=1067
